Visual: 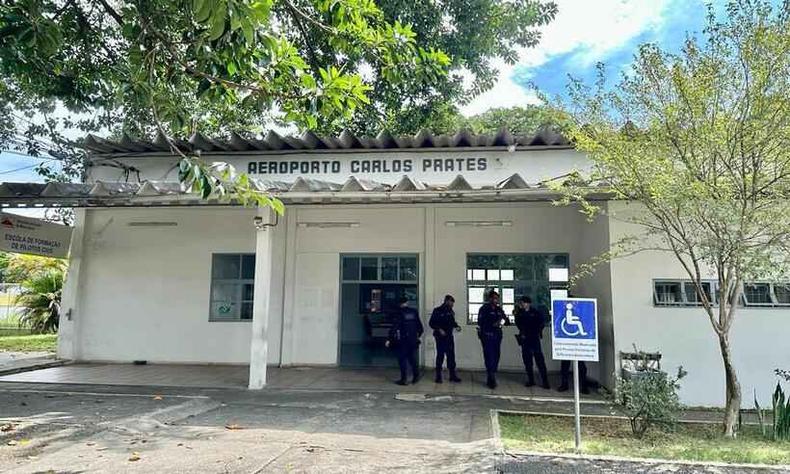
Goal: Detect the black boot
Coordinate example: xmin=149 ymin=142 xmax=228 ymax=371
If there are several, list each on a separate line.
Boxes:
xmin=557 ymin=380 xmax=569 ymax=392
xmin=449 ymin=372 xmax=462 ymax=383
xmin=525 ymin=378 xmax=535 ymax=387
xmin=486 ymin=375 xmax=497 ymax=389
xmin=435 ymin=370 xmax=443 ymax=384
xmin=412 ymin=372 xmax=421 ymax=384
xmin=395 ymin=379 xmax=408 ymax=386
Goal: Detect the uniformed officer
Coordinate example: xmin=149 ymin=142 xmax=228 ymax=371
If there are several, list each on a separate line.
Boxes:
xmin=429 ymin=295 xmax=462 ymax=384
xmin=514 ymin=296 xmax=550 ymax=389
xmin=477 ymin=290 xmax=509 ymax=389
xmin=387 ymin=296 xmax=424 ymax=386
xmin=558 ymin=360 xmax=589 ymax=394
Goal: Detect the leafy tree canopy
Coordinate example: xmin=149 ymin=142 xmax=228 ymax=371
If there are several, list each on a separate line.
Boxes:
xmin=0 ymin=0 xmax=556 ymax=182
xmin=556 ymin=0 xmax=790 ymax=437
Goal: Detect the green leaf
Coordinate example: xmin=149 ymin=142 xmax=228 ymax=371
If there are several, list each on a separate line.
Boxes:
xmin=208 ymin=3 xmax=227 ymax=40
xmin=194 ymin=0 xmax=213 ymax=23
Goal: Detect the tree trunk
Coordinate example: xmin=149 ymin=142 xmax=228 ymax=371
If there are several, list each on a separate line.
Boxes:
xmin=718 ymin=332 xmax=741 ymax=438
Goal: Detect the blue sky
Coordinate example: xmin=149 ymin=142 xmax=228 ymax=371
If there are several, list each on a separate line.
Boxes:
xmin=462 ymin=0 xmax=721 ymax=114
xmin=0 ymin=151 xmax=60 ymax=183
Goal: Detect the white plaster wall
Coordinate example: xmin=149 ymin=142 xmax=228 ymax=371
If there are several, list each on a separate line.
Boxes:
xmin=69 ymin=207 xmax=283 ymax=364
xmin=607 ymin=201 xmax=790 ymax=407
xmin=282 ymin=206 xmax=425 ymax=365
xmin=429 ymin=203 xmax=609 ymax=377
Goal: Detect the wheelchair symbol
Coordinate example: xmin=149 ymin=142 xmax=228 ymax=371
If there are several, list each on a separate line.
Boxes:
xmin=560 ymin=303 xmax=588 ymax=337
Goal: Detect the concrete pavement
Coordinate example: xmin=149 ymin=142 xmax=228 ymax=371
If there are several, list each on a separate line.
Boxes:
xmin=0 ymin=381 xmax=779 ymax=473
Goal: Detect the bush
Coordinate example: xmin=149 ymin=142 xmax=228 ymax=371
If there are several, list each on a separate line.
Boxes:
xmin=616 ymin=366 xmax=686 ymax=438
xmin=755 ymin=370 xmax=790 ymax=441
xmin=15 ymin=268 xmax=64 ymax=334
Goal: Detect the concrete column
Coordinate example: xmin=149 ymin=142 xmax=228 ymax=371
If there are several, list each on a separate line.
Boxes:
xmin=58 ymin=208 xmax=87 ymax=361
xmin=248 ymin=209 xmax=276 ymax=389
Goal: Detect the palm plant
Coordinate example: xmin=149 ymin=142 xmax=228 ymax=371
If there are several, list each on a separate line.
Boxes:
xmin=15 ymin=267 xmax=64 ymax=334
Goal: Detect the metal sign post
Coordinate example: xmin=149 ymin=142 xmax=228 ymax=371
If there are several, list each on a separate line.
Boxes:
xmin=573 ymin=360 xmax=581 ymax=451
xmin=551 ymin=297 xmax=599 ymax=453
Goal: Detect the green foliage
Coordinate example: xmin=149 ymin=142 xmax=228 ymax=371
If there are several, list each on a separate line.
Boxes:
xmin=772 ymin=381 xmax=790 ymax=441
xmin=4 ymin=253 xmax=65 ymax=283
xmin=177 ymin=157 xmax=284 ymax=213
xmin=0 ymin=0 xmax=557 ymax=184
xmin=554 ymin=0 xmax=790 ymax=437
xmin=15 ymin=266 xmax=64 ymax=334
xmin=616 ymin=366 xmax=686 ymax=438
xmin=461 ymin=105 xmax=565 ymax=135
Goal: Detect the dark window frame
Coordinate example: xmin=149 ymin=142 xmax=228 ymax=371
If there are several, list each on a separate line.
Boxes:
xmin=209 ymin=253 xmax=255 ymax=322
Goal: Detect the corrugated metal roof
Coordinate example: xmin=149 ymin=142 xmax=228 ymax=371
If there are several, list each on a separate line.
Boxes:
xmin=82 ymin=128 xmax=571 ymax=156
xmin=0 ymin=173 xmax=578 ymax=208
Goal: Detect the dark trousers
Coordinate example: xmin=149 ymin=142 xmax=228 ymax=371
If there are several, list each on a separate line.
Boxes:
xmin=434 ymin=335 xmax=457 ymax=377
xmin=397 ymin=344 xmax=419 ymax=382
xmin=521 ymin=339 xmax=548 ymax=384
xmin=480 ymin=334 xmax=502 ymax=381
xmin=560 ymin=360 xmax=588 ymax=389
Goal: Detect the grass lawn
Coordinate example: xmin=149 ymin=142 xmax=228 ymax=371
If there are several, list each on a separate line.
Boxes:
xmin=0 ymin=334 xmax=57 ymax=352
xmin=499 ymin=413 xmax=790 ymax=466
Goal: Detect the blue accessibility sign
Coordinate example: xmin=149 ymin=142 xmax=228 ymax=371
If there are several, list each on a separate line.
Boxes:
xmin=552 ymin=299 xmax=596 ymax=339
xmin=551 ymin=298 xmax=599 ymax=362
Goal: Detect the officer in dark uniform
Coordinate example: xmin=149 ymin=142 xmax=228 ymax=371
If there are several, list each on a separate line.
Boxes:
xmin=387 ymin=296 xmax=424 ymax=385
xmin=514 ymin=296 xmax=550 ymax=388
xmin=559 ymin=360 xmax=589 ymax=394
xmin=429 ymin=295 xmax=462 ymax=384
xmin=477 ymin=290 xmax=509 ymax=389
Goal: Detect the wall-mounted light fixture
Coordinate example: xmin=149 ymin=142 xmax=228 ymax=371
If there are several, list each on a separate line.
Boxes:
xmin=297 ymin=222 xmax=360 ymax=229
xmin=444 ymin=220 xmax=512 ymax=227
xmin=253 ymin=213 xmax=279 ymax=230
xmin=127 ymin=221 xmax=178 ymax=227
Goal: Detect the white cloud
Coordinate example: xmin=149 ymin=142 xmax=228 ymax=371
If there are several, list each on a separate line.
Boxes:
xmin=461 ymin=0 xmax=675 ymax=116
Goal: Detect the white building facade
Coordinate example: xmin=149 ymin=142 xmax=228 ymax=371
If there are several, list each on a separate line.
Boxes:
xmin=5 ymin=130 xmax=786 ymax=407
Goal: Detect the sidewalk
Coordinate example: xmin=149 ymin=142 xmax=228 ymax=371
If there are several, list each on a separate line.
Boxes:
xmin=0 ymin=351 xmax=65 ymax=376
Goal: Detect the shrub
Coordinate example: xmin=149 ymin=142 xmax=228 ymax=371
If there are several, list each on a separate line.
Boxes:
xmin=15 ymin=268 xmax=64 ymax=334
xmin=616 ymin=366 xmax=686 ymax=438
xmin=756 ymin=370 xmax=790 ymax=441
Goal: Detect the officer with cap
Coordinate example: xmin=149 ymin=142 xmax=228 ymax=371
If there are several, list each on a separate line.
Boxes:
xmin=387 ymin=296 xmax=424 ymax=385
xmin=477 ymin=289 xmax=509 ymax=389
xmin=429 ymin=294 xmax=462 ymax=384
xmin=514 ymin=296 xmax=550 ymax=388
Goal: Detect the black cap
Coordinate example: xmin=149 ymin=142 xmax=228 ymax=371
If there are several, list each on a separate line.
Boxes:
xmin=488 ymin=289 xmax=500 ymax=299
xmin=444 ymin=294 xmax=455 ymax=303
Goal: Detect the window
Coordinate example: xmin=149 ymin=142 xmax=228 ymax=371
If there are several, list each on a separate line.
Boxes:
xmin=341 ymin=255 xmax=418 ymax=283
xmin=466 ymin=253 xmax=569 ymax=324
xmin=774 ymin=285 xmax=790 ymax=305
xmin=743 ymin=282 xmax=790 ymax=307
xmin=210 ymin=254 xmax=255 ymax=321
xmin=743 ymin=283 xmax=772 ymax=306
xmin=653 ymin=280 xmax=790 ymax=308
xmin=654 ymin=279 xmax=715 ymax=306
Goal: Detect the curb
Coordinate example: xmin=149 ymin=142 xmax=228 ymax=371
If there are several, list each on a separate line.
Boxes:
xmin=491 ymin=409 xmax=790 ymax=472
xmin=0 ymin=358 xmax=69 ymax=377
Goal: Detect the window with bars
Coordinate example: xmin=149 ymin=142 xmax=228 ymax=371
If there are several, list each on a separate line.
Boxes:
xmin=209 ymin=254 xmax=255 ymax=321
xmin=466 ymin=254 xmax=569 ymax=324
xmin=653 ymin=280 xmax=790 ymax=307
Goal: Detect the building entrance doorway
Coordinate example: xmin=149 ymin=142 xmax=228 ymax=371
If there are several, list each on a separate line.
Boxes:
xmin=339 ymin=254 xmax=419 ymax=367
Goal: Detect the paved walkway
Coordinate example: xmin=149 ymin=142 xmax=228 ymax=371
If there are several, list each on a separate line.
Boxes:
xmin=0 ymin=383 xmax=773 ymax=473
xmin=0 ymin=352 xmax=61 ymax=376
xmin=0 ymin=363 xmax=604 ymax=401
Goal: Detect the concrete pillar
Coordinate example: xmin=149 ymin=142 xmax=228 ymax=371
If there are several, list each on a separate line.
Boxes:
xmin=248 ymin=209 xmax=276 ymax=389
xmin=58 ymin=208 xmax=87 ymax=361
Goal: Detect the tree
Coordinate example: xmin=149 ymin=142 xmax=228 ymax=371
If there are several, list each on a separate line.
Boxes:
xmin=461 ymin=105 xmax=560 ymax=135
xmin=16 ymin=265 xmax=65 ymax=333
xmin=555 ymin=0 xmax=790 ymax=437
xmin=0 ymin=0 xmax=556 ymax=186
